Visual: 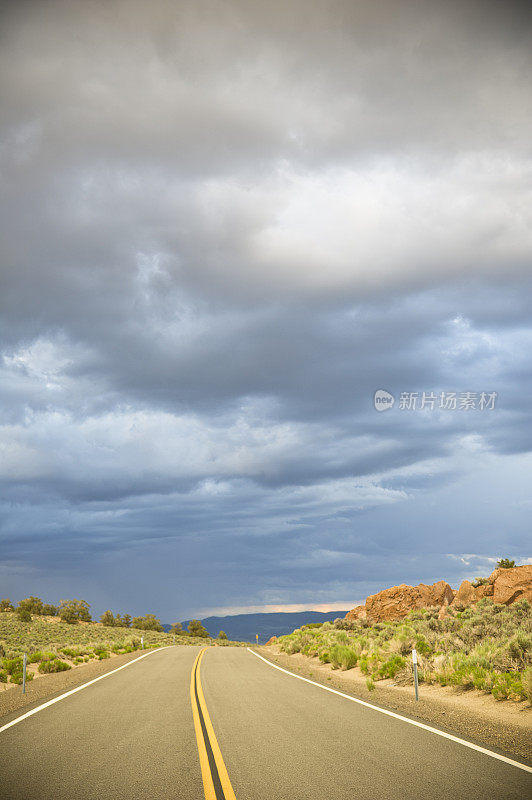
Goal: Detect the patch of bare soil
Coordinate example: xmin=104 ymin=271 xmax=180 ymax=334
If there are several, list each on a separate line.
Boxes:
xmin=259 ymin=646 xmax=532 ymax=763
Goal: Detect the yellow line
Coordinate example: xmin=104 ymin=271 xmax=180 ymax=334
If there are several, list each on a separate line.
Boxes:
xmin=190 ymin=648 xmax=217 ymax=800
xmin=196 ymin=649 xmax=238 ymax=800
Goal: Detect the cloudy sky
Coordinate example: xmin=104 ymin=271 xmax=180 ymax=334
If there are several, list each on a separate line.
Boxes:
xmin=1 ymin=0 xmax=531 ymax=621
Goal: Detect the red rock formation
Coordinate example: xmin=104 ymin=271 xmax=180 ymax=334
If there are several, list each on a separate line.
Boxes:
xmin=451 ymin=580 xmax=476 ymax=608
xmin=491 ymin=565 xmax=532 ymax=605
xmin=344 ymin=565 xmax=532 ymax=624
xmin=475 ymin=582 xmax=494 ymax=600
xmin=364 ymin=580 xmax=455 ymax=623
xmin=264 ymin=636 xmax=278 ymax=646
xmin=345 ymin=605 xmax=366 ymax=621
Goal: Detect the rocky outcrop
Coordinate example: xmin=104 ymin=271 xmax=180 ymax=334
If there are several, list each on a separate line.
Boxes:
xmin=451 ymin=580 xmax=477 ymax=607
xmin=364 ymin=580 xmax=455 ymax=623
xmin=475 ymin=582 xmax=494 ymax=599
xmin=345 ymin=605 xmax=366 ymax=621
xmin=491 ymin=565 xmax=532 ymax=605
xmin=264 ymin=636 xmax=278 ymax=646
xmin=345 ymin=565 xmax=532 ymax=624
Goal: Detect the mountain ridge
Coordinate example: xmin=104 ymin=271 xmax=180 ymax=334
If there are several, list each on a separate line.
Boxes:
xmin=164 ymin=610 xmax=351 ymax=642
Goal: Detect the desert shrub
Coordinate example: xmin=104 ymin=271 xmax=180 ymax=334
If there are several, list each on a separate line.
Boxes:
xmin=3 ymin=657 xmax=23 ymax=675
xmin=496 ymin=558 xmax=516 ymax=569
xmin=0 ymin=599 xmax=15 ymax=612
xmin=379 ymin=655 xmax=406 ymax=679
xmin=366 ymin=677 xmax=375 ymax=691
xmin=29 ymin=651 xmax=55 ymax=663
xmin=415 ymin=638 xmax=432 ymax=657
xmin=0 ymin=669 xmax=8 ymax=682
xmin=522 ymin=667 xmax=532 ymax=704
xmin=506 ymin=632 xmax=532 ymax=665
xmin=491 ymin=672 xmax=523 ymax=701
xmin=329 ymin=645 xmax=357 ymax=670
xmin=16 ymin=607 xmax=32 ymax=623
xmin=38 ymin=659 xmax=72 ymax=673
xmin=61 ymin=647 xmax=86 ymax=658
xmin=10 ymin=671 xmax=33 ymax=685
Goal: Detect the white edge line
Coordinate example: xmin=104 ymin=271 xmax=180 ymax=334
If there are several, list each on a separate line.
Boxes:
xmin=247 ymin=648 xmax=532 ymax=775
xmin=0 ymin=646 xmax=174 ymax=735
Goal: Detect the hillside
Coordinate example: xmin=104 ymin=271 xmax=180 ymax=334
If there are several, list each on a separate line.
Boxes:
xmin=176 ymin=610 xmax=351 ymax=643
xmin=271 ymin=597 xmax=532 ymax=703
xmin=0 ymin=613 xmax=225 ymax=689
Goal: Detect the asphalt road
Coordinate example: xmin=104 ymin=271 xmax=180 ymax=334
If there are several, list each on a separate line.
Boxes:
xmin=1 ymin=646 xmax=531 ymax=800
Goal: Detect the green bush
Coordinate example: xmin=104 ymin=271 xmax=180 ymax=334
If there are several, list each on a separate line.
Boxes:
xmin=379 ymin=655 xmax=405 ymax=679
xmin=10 ymin=671 xmax=33 ymax=685
xmin=28 ymin=651 xmax=55 ymax=663
xmin=329 ymin=645 xmax=357 ymax=670
xmin=522 ymin=667 xmax=532 ymax=704
xmin=38 ymin=659 xmax=72 ymax=673
xmin=0 ymin=669 xmax=8 ymax=682
xmin=491 ymin=672 xmax=523 ymax=701
xmin=61 ymin=647 xmax=87 ymax=658
xmin=3 ymin=657 xmax=23 ymax=675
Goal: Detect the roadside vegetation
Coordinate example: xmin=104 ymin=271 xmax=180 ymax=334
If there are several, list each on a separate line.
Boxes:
xmin=276 ymin=598 xmax=532 ymax=703
xmin=0 ymin=596 xmax=243 ymax=688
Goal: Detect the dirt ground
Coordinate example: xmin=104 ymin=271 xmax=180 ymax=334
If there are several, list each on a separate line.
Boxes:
xmin=258 ymin=645 xmax=532 ymax=762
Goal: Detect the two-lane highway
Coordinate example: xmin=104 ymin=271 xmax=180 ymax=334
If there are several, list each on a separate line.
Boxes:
xmin=1 ymin=646 xmax=531 ymax=799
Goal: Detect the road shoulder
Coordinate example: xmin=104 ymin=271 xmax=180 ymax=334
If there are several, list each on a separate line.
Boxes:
xmin=0 ymin=648 xmax=167 ymax=726
xmin=256 ymin=645 xmax=532 ymax=762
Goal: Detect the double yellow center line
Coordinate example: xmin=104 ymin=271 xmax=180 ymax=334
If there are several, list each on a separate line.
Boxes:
xmin=190 ymin=648 xmax=237 ymax=800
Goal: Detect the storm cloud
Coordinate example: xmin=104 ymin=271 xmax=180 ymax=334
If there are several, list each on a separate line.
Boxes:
xmin=1 ymin=0 xmax=531 ymax=618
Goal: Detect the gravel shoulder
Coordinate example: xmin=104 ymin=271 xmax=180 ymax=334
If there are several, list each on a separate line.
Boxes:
xmin=258 ymin=645 xmax=532 ymax=763
xmin=0 ymin=648 xmax=169 ymax=726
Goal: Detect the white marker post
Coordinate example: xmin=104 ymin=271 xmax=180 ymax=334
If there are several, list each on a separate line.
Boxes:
xmin=141 ymin=636 xmax=144 ymax=650
xmin=22 ymin=653 xmax=27 ymax=694
xmin=412 ymin=648 xmax=419 ymax=701
xmin=256 ymin=634 xmax=259 ymax=646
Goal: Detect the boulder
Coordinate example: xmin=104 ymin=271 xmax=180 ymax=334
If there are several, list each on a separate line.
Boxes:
xmin=264 ymin=636 xmax=278 ymax=646
xmin=438 ymin=604 xmax=449 ymax=620
xmin=491 ymin=565 xmax=532 ymax=605
xmin=475 ymin=582 xmax=494 ymax=599
xmin=345 ymin=605 xmax=366 ymax=621
xmin=451 ymin=580 xmax=477 ymax=608
xmin=365 ymin=580 xmax=455 ymax=623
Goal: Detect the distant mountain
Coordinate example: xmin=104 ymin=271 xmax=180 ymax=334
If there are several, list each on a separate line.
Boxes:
xmin=163 ymin=610 xmax=350 ymax=643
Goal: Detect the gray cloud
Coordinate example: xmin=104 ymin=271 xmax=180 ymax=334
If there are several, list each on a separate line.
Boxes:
xmin=1 ymin=0 xmax=531 ymax=618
